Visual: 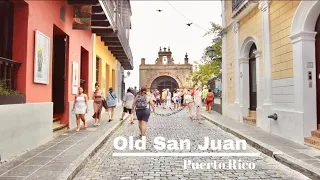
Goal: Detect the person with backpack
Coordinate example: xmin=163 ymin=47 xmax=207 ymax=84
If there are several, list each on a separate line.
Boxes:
xmin=132 ymin=87 xmax=155 ymax=137
xmin=106 ymin=87 xmax=117 ymax=122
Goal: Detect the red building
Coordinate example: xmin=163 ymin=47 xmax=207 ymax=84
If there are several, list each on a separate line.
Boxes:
xmin=0 ymin=0 xmax=133 ymax=161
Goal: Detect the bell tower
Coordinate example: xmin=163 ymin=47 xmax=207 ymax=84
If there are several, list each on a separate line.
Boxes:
xmin=156 ymin=46 xmax=173 ymax=65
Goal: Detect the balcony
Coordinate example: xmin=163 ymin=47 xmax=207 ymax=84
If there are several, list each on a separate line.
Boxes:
xmin=0 ymin=57 xmax=21 ymax=90
xmin=232 ymin=0 xmax=246 ymax=12
xmin=231 ymin=0 xmax=259 ymax=20
xmin=68 ymin=0 xmax=133 ymax=70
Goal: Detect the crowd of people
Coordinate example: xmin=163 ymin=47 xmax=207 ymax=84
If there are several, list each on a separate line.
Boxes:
xmin=71 ymin=84 xmax=215 ymax=137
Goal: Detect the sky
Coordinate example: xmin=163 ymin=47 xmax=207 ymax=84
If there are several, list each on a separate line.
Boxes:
xmin=124 ymin=1 xmax=222 ymax=89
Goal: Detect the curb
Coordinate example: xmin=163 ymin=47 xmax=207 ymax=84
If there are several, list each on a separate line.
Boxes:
xmin=202 ymin=114 xmax=320 ymax=180
xmin=57 ymin=119 xmax=126 ymax=180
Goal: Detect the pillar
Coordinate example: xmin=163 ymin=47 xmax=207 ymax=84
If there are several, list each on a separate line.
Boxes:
xmin=233 ymin=21 xmax=241 ymax=120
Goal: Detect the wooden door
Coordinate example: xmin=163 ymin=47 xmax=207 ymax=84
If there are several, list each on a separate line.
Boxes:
xmin=249 ymin=44 xmax=257 ymax=110
xmin=52 ymin=34 xmax=67 ymax=113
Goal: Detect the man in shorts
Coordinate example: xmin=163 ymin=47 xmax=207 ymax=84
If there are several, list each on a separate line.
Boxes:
xmin=121 ymin=88 xmax=135 ymax=123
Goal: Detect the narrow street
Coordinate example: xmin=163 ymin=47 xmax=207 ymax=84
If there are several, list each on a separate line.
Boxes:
xmin=74 ymin=108 xmax=309 ymax=180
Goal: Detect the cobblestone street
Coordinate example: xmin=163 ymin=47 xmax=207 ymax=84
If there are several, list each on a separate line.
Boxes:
xmin=74 ymin=108 xmax=309 ymax=180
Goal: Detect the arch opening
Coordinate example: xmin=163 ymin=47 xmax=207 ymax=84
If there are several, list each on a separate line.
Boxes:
xmin=150 ymin=76 xmax=179 ymax=92
xmin=249 ymin=44 xmax=257 ymax=111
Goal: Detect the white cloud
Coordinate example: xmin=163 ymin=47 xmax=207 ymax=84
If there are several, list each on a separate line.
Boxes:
xmin=125 ymin=0 xmax=222 ymax=89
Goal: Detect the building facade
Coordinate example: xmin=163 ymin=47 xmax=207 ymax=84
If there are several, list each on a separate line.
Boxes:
xmin=0 ymin=0 xmax=133 ymax=162
xmin=221 ymin=0 xmax=320 ymax=146
xmin=139 ymin=47 xmax=193 ymax=91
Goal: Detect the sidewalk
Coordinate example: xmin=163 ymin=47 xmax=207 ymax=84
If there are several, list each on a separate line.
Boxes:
xmin=202 ymin=111 xmax=320 ymax=180
xmin=0 ymin=106 xmax=128 ymax=180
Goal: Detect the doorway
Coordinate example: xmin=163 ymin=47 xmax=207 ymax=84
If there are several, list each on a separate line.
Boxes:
xmin=0 ymin=0 xmax=14 ymax=59
xmin=52 ymin=25 xmax=68 ymax=113
xmin=80 ymin=47 xmax=89 ymax=92
xmin=315 ymin=15 xmax=320 ymax=129
xmin=248 ymin=44 xmax=257 ymax=111
xmin=150 ymin=76 xmax=179 ymax=92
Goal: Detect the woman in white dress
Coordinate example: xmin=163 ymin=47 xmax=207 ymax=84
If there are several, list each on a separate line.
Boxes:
xmin=72 ymin=87 xmax=89 ymax=131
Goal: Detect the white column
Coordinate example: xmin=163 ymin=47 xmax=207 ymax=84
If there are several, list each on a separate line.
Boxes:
xmin=222 ymin=33 xmax=227 ymax=115
xmin=290 ymin=31 xmax=317 ymax=137
xmin=233 ymin=21 xmax=241 ymax=120
xmin=259 ymin=0 xmax=272 ymax=105
xmin=239 ymin=57 xmax=249 ymax=121
xmin=254 ymin=51 xmax=262 ymax=127
xmin=221 ymin=0 xmax=227 ymax=115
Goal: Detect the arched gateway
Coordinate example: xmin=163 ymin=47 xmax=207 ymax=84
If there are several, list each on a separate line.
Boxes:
xmin=150 ymin=76 xmax=179 ymax=92
xmin=139 ymin=47 xmax=193 ymax=91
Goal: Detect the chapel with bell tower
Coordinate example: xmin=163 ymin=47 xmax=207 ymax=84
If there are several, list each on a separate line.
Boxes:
xmin=139 ymin=46 xmax=193 ymax=91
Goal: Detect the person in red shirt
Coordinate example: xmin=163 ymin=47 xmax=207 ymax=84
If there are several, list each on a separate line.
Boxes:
xmin=191 ymin=88 xmax=195 ymax=97
xmin=206 ymin=89 xmax=214 ymax=112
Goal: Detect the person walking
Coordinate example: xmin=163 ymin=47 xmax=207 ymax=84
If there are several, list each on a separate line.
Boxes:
xmin=161 ymin=89 xmax=167 ymax=109
xmin=206 ymin=89 xmax=214 ymax=112
xmin=132 ymin=87 xmax=155 ymax=137
xmin=194 ymin=87 xmax=203 ymax=124
xmin=92 ymin=83 xmax=103 ymax=126
xmin=155 ymin=90 xmax=161 ymax=107
xmin=166 ymin=89 xmax=172 ymax=110
xmin=184 ymin=89 xmax=193 ymax=118
xmin=202 ymin=86 xmax=208 ymax=105
xmin=121 ymin=88 xmax=134 ymax=124
xmin=172 ymin=89 xmax=179 ymax=110
xmin=72 ymin=87 xmax=89 ymax=132
xmin=106 ymin=87 xmax=117 ymax=122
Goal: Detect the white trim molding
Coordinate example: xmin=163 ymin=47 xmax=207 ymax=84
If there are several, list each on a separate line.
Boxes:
xmin=259 ymin=0 xmax=272 ymax=105
xmin=238 ymin=36 xmax=260 ymax=121
xmin=288 ymin=1 xmax=319 ymax=141
xmin=233 ymin=21 xmax=241 ymax=120
xmin=222 ymin=33 xmax=228 ymax=115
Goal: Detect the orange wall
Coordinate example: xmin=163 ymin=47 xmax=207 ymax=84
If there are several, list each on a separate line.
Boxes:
xmin=15 ymin=1 xmax=93 ymax=103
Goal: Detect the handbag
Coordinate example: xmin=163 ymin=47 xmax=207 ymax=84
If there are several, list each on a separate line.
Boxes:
xmin=102 ymin=99 xmax=108 ymax=109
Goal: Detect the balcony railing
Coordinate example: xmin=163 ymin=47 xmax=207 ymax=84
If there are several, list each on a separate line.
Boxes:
xmin=100 ymin=0 xmax=133 ymax=65
xmin=0 ymin=57 xmax=21 ymax=90
xmin=232 ymin=0 xmax=246 ymax=11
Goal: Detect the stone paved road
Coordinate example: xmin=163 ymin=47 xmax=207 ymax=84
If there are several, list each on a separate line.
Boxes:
xmin=74 ymin=107 xmax=309 ymax=180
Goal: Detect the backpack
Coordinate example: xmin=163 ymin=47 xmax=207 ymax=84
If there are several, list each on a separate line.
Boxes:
xmin=135 ymin=95 xmax=147 ymax=109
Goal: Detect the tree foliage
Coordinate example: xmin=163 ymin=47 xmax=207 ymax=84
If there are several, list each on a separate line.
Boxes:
xmin=188 ymin=22 xmax=223 ymax=87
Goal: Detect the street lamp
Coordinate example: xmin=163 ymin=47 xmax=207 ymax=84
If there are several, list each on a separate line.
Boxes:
xmin=123 ymin=71 xmax=131 ymax=79
xmin=206 ymin=46 xmax=214 ymax=60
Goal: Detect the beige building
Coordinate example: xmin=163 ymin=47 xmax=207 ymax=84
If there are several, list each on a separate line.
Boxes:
xmin=221 ymin=0 xmax=320 ymax=146
xmin=139 ymin=47 xmax=193 ymax=91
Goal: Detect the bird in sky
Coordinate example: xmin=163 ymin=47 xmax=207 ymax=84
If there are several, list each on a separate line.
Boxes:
xmin=186 ymin=22 xmax=193 ymax=26
xmin=156 ymin=9 xmax=163 ymax=12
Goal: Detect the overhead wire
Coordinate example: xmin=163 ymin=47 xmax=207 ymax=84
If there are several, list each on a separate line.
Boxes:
xmin=166 ymin=1 xmax=210 ymax=33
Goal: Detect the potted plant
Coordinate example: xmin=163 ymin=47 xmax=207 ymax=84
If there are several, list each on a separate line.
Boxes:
xmin=0 ymin=81 xmax=26 ymax=105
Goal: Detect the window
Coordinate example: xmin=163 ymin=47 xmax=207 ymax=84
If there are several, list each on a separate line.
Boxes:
xmin=96 ymin=57 xmax=100 ymax=84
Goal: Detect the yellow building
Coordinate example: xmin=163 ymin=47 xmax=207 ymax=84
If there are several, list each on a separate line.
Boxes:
xmin=93 ymin=35 xmax=118 ymax=97
xmin=221 ymin=0 xmax=320 ymax=146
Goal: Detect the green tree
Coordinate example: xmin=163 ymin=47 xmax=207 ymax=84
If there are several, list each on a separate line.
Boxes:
xmin=188 ymin=22 xmax=222 ymax=87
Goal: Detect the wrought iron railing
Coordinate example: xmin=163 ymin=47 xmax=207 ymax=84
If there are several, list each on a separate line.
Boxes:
xmin=100 ymin=0 xmax=133 ymax=66
xmin=0 ymin=57 xmax=21 ymax=90
xmin=232 ymin=0 xmax=246 ymax=11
